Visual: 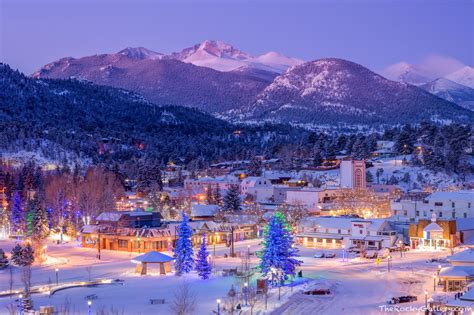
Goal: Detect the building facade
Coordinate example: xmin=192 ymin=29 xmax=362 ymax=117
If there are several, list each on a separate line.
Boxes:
xmin=296 ymin=217 xmax=400 ymax=250
xmin=340 ymin=159 xmax=366 ymax=189
xmin=391 ymin=191 xmax=474 ymax=222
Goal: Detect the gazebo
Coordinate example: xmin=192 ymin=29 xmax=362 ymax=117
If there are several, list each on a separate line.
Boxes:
xmin=131 ymin=251 xmax=174 ymax=275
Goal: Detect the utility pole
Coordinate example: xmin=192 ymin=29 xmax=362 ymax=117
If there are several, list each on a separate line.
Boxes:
xmin=97 ymin=229 xmax=101 ymax=260
xmin=230 ymin=226 xmax=235 ymax=257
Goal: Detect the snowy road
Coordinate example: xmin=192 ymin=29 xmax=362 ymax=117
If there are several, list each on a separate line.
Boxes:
xmin=0 ymin=239 xmax=450 ymax=315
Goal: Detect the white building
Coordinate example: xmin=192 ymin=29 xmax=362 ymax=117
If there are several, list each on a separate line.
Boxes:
xmin=374 ymin=141 xmax=396 ymax=158
xmin=184 ymin=175 xmax=240 ymax=193
xmin=340 ymin=158 xmax=366 ymax=189
xmin=240 ymin=176 xmax=273 ymax=203
xmin=439 ymin=249 xmax=474 ymax=292
xmin=297 ymin=217 xmax=401 ymax=250
xmin=391 ymin=191 xmax=474 ymax=222
xmin=285 ymin=187 xmax=340 ymax=213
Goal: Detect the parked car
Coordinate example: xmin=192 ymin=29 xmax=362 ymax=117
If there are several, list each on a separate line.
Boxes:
xmin=348 ymin=247 xmax=361 ymax=253
xmin=325 ymin=253 xmax=336 ymax=258
xmin=388 ymin=296 xmax=417 ymax=304
xmin=314 ymin=252 xmax=325 ymax=258
xmin=364 ymin=250 xmax=378 ymax=259
xmin=426 ymin=258 xmax=448 ymax=263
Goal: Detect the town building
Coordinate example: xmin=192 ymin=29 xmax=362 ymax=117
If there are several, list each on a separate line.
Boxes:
xmin=115 ymin=192 xmax=151 ymax=211
xmin=240 ymin=176 xmax=273 ymax=203
xmin=391 ymin=191 xmax=474 ymax=222
xmin=439 ymin=249 xmax=474 ymax=292
xmin=408 ymin=214 xmax=456 ymax=250
xmin=190 ymin=204 xmax=220 ymax=220
xmin=81 ymin=211 xmax=259 ymax=254
xmin=184 ymin=175 xmax=239 ymax=194
xmin=296 ymin=217 xmax=401 ymax=250
xmin=285 ymin=187 xmax=340 ymax=213
xmin=373 ymin=140 xmax=396 ymax=158
xmin=340 ymin=158 xmax=366 ymax=189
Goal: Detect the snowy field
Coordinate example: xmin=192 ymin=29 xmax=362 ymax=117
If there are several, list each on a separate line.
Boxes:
xmin=0 ymin=239 xmax=452 ymax=315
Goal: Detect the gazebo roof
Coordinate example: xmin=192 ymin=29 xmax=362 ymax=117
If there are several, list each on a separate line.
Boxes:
xmin=132 ymin=251 xmax=174 ymax=263
xmin=423 ymin=222 xmax=443 ymax=232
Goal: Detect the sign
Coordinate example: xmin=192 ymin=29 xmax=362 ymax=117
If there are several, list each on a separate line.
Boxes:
xmin=376 ymin=258 xmax=381 ymax=265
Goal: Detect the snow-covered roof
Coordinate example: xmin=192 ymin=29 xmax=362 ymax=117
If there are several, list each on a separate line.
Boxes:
xmin=460 ymin=288 xmax=474 ymax=302
xmin=191 ymin=204 xmax=219 ymax=217
xmin=240 ymin=176 xmax=261 ymax=186
xmin=366 ymin=219 xmax=387 ymax=232
xmin=96 ymin=212 xmax=123 ymax=222
xmin=456 ymin=218 xmax=474 ymax=231
xmin=423 ymin=222 xmax=444 ymax=232
xmin=426 ymin=191 xmax=474 ymax=202
xmin=300 ymin=217 xmax=391 ymax=232
xmin=448 ymin=249 xmax=474 ymax=264
xmin=439 ymin=266 xmax=474 ymax=278
xmin=132 ymin=251 xmax=173 ymax=263
xmin=81 ymin=224 xmax=99 ymax=234
xmin=299 ymin=217 xmax=353 ymax=229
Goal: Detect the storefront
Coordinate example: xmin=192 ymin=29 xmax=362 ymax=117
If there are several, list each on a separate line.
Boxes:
xmin=409 ymin=215 xmax=456 ymax=250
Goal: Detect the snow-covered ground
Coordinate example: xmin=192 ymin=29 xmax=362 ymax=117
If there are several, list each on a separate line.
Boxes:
xmin=0 ymin=238 xmax=455 ymax=315
xmin=367 ymin=156 xmax=469 ymax=191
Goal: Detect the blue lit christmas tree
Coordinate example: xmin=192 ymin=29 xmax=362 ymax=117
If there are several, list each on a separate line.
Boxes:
xmin=195 ymin=233 xmax=212 ymax=279
xmin=11 ymin=192 xmax=25 ymax=235
xmin=258 ymin=212 xmax=301 ymax=285
xmin=173 ymin=212 xmax=194 ymax=276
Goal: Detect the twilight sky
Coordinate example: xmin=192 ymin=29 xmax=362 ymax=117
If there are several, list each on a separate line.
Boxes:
xmin=1 ymin=0 xmax=472 ymax=75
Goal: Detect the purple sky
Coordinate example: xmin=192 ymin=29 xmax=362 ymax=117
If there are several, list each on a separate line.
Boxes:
xmin=1 ymin=0 xmax=472 ymax=75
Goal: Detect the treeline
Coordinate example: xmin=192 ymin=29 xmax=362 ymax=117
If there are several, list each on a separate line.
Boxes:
xmin=0 ymin=161 xmax=124 ymax=237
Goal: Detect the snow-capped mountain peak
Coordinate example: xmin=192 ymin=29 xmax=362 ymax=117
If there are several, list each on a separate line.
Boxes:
xmin=255 ymin=51 xmax=304 ymax=73
xmin=421 ymin=77 xmax=474 ymax=111
xmin=380 ymin=61 xmax=431 ymax=86
xmin=169 ymin=40 xmax=302 ymax=73
xmin=118 ymin=47 xmax=164 ymax=60
xmin=446 ymin=66 xmax=474 ymax=89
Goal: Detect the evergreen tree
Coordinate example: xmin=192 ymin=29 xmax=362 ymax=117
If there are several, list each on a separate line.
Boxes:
xmin=206 ymin=184 xmax=215 ymax=205
xmin=376 ymin=168 xmax=384 ymax=184
xmin=10 ymin=244 xmax=22 ymax=265
xmin=10 ymin=243 xmax=34 ymax=266
xmin=258 ymin=212 xmax=301 ymax=285
xmin=394 ymin=125 xmax=415 ymax=155
xmin=222 ymin=185 xmax=241 ymax=213
xmin=366 ymin=170 xmax=374 ymax=183
xmin=32 ymin=196 xmax=49 ymax=240
xmin=11 ymin=192 xmax=25 ymax=235
xmin=174 ymin=212 xmax=194 ymax=276
xmin=136 ymin=160 xmax=163 ymax=195
xmin=214 ymin=187 xmax=222 ymax=206
xmin=313 ymin=150 xmax=323 ymax=167
xmin=195 ymin=234 xmax=211 ymax=280
xmin=248 ymin=157 xmax=262 ymax=176
xmin=0 ymin=249 xmax=8 ymax=269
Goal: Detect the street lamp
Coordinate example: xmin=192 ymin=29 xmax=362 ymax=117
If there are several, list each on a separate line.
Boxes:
xmin=18 ymin=293 xmax=23 ymax=315
xmin=433 ymin=274 xmax=437 ymax=292
xmin=216 ymin=299 xmax=221 ymax=315
xmin=55 ymin=268 xmax=59 ymax=286
xmin=88 ymin=300 xmax=92 ymax=315
xmin=244 ymin=282 xmax=248 ymax=306
xmin=247 ymin=245 xmax=250 ymax=258
xmin=424 ymin=290 xmax=428 ymax=308
xmin=387 ymin=255 xmax=391 ymax=272
xmin=437 ymin=264 xmax=442 ymax=277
